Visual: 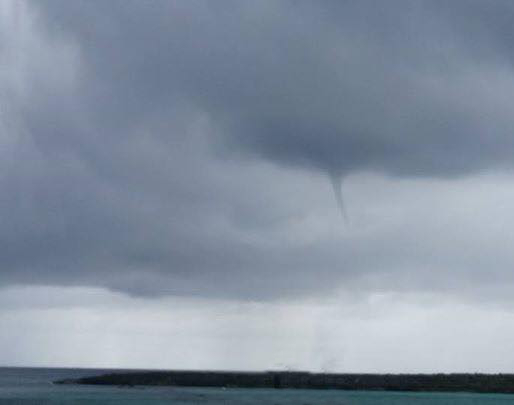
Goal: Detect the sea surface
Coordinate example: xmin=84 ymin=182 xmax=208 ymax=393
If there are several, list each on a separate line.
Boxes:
xmin=1 ymin=367 xmax=514 ymax=404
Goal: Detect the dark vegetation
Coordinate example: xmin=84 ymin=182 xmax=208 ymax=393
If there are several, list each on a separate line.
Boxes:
xmin=56 ymin=371 xmax=514 ymax=393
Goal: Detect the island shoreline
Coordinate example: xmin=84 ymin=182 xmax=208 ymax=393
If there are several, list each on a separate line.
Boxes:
xmin=55 ymin=370 xmax=514 ymax=394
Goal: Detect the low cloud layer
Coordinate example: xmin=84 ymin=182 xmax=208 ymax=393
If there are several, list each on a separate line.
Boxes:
xmin=2 ymin=0 xmax=514 ymax=302
xmin=4 ymin=286 xmax=514 ymax=372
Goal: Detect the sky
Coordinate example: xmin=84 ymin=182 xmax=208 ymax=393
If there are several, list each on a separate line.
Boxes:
xmin=2 ymin=0 xmax=514 ymax=372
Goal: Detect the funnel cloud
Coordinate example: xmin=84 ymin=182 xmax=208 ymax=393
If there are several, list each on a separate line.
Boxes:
xmin=329 ymin=173 xmax=348 ymax=222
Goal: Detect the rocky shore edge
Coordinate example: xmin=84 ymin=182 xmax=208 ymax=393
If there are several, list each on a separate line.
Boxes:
xmin=55 ymin=371 xmax=514 ymax=393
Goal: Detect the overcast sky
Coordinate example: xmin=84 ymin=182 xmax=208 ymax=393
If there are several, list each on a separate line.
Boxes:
xmin=2 ymin=0 xmax=514 ymax=372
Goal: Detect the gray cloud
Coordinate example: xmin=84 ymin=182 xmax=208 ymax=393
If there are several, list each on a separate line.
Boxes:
xmin=36 ymin=0 xmax=514 ymax=177
xmin=2 ymin=0 xmax=514 ymax=300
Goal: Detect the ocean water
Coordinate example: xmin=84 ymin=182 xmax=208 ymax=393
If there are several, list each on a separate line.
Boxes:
xmin=1 ymin=367 xmax=514 ymax=404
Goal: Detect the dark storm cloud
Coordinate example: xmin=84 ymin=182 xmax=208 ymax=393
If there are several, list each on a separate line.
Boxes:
xmin=3 ymin=0 xmax=514 ymax=299
xmin=36 ymin=0 xmax=514 ymax=177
